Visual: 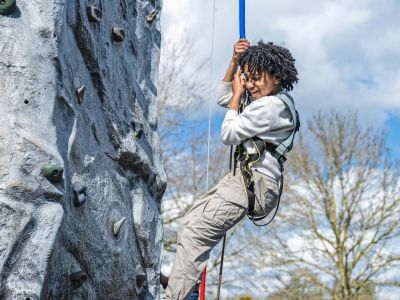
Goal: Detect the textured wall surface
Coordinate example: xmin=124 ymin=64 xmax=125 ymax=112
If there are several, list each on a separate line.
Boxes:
xmin=0 ymin=0 xmax=166 ymax=299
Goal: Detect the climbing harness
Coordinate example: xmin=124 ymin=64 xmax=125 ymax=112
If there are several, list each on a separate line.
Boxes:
xmin=234 ymin=90 xmax=300 ymax=226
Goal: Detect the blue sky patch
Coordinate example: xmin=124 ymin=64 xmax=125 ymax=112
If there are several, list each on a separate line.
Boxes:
xmin=386 ymin=114 xmax=400 ymax=160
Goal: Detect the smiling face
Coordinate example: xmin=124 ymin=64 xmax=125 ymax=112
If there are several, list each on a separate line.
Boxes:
xmin=242 ymin=65 xmax=281 ymax=100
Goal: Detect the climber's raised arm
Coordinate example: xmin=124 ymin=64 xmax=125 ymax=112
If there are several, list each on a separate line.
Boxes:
xmin=223 ymin=39 xmax=250 ymax=83
xmin=217 ymin=39 xmax=250 ymax=108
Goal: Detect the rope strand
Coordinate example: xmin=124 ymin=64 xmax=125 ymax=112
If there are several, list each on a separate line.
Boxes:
xmin=206 ymin=0 xmax=216 ymax=191
xmin=201 ymin=1 xmax=216 ymax=299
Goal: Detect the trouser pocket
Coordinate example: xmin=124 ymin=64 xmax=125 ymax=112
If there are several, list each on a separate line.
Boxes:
xmin=213 ymin=172 xmax=248 ymax=208
xmin=253 ymin=171 xmax=280 ymax=217
xmin=203 ymin=194 xmax=246 ymax=228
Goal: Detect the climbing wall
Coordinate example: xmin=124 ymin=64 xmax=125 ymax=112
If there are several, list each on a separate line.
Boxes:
xmin=0 ymin=0 xmax=166 ymax=299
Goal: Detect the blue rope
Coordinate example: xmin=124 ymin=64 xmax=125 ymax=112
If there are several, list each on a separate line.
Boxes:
xmin=239 ymin=0 xmax=246 ymax=39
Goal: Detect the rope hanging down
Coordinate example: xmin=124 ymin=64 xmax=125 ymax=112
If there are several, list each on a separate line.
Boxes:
xmin=216 ymin=2 xmax=247 ymax=297
xmin=204 ymin=0 xmax=246 ymax=230
xmin=200 ymin=0 xmax=217 ymax=299
xmin=205 ymin=0 xmax=216 ymax=193
xmin=201 ymin=1 xmax=246 ymax=298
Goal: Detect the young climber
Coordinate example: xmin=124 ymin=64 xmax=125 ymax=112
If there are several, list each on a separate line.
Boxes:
xmin=164 ymin=39 xmax=299 ymax=299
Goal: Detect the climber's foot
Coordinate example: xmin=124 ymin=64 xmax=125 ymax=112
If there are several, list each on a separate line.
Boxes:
xmin=189 ymin=290 xmax=199 ymax=300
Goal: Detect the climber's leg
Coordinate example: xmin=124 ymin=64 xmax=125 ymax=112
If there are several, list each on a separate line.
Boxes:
xmin=165 ymin=172 xmax=247 ymax=300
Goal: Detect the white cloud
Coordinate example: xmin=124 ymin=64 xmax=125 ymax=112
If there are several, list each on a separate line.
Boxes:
xmin=160 ymin=0 xmax=400 ymax=125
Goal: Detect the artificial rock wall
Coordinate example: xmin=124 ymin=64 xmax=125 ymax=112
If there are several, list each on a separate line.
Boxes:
xmin=0 ymin=0 xmax=166 ymax=299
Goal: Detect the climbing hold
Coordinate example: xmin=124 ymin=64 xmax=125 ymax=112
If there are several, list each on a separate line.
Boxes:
xmin=112 ymin=27 xmax=125 ymax=42
xmin=146 ymin=10 xmax=158 ymax=22
xmin=70 ymin=271 xmax=88 ymax=289
xmin=76 ymin=85 xmax=86 ymax=104
xmin=134 ymin=129 xmax=143 ymax=139
xmin=41 ymin=164 xmax=64 ymax=183
xmin=87 ymin=6 xmax=102 ymax=23
xmin=144 ymin=4 xmax=158 ymax=23
xmin=73 ymin=184 xmax=87 ymax=207
xmin=113 ymin=217 xmax=126 ymax=236
xmin=136 ymin=273 xmax=146 ymax=289
xmin=160 ymin=272 xmax=169 ymax=289
xmin=133 ymin=122 xmax=144 ymax=138
xmin=0 ymin=0 xmax=16 ymax=16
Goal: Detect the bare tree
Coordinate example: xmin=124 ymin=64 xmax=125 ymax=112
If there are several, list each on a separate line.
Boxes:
xmin=232 ymin=111 xmax=400 ymax=299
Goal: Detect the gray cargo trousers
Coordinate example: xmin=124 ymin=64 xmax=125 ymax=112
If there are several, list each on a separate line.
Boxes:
xmin=165 ymin=168 xmax=280 ymax=299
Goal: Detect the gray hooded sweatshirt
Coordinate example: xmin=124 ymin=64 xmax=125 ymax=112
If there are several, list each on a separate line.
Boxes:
xmin=217 ymin=81 xmax=295 ymax=180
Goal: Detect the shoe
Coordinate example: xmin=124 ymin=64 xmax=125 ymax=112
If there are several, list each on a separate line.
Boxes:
xmin=189 ymin=290 xmax=199 ymax=300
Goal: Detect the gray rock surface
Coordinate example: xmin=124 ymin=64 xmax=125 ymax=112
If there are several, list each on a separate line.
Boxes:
xmin=0 ymin=0 xmax=166 ymax=299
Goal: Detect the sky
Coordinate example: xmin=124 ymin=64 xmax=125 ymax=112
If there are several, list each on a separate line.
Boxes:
xmin=159 ymin=0 xmax=400 ymax=159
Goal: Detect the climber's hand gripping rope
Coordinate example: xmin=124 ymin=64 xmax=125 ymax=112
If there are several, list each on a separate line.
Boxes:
xmin=232 ymin=39 xmax=250 ymax=64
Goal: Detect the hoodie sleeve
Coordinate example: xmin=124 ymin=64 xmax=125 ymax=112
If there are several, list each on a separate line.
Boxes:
xmin=216 ymin=81 xmax=233 ymax=108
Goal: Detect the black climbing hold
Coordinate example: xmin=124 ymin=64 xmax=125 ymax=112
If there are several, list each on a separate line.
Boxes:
xmin=41 ymin=164 xmax=64 ymax=183
xmin=112 ymin=27 xmax=125 ymax=42
xmin=70 ymin=271 xmax=88 ymax=289
xmin=24 ymin=99 xmax=29 ymax=104
xmin=132 ymin=122 xmax=144 ymax=139
xmin=73 ymin=184 xmax=87 ymax=207
xmin=136 ymin=273 xmax=146 ymax=289
xmin=160 ymin=272 xmax=169 ymax=290
xmin=76 ymin=85 xmax=86 ymax=104
xmin=146 ymin=9 xmax=158 ymax=23
xmin=87 ymin=6 xmax=102 ymax=23
xmin=0 ymin=0 xmax=16 ymax=16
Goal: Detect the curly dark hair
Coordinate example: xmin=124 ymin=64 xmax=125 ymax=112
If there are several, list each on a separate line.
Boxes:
xmin=238 ymin=41 xmax=298 ymax=91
